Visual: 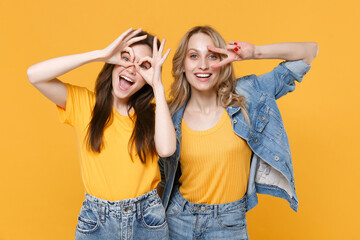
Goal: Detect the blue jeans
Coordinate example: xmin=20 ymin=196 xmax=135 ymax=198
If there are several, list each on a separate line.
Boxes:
xmin=166 ymin=187 xmax=249 ymax=240
xmin=75 ymin=189 xmax=169 ymax=240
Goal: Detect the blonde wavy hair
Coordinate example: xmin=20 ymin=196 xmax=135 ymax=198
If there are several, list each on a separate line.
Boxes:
xmin=169 ymin=26 xmax=249 ymax=122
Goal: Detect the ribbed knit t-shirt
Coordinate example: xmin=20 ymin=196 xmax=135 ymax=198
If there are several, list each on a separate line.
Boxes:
xmin=179 ymin=109 xmax=252 ymax=204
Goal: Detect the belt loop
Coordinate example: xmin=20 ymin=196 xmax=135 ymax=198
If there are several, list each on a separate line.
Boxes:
xmin=136 ymin=201 xmax=142 ymax=220
xmin=180 ymin=199 xmax=186 ymax=212
xmin=214 ymin=205 xmax=218 ymax=218
xmin=99 ymin=204 xmax=106 ymax=223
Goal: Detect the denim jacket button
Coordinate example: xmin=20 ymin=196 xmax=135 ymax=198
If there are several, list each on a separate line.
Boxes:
xmin=201 ymin=206 xmax=205 ymax=211
xmin=260 ymin=116 xmax=265 ymax=121
xmin=254 ymin=138 xmax=258 ymax=143
xmin=274 ymin=156 xmax=280 ymax=161
xmin=233 ymin=119 xmax=237 ymax=124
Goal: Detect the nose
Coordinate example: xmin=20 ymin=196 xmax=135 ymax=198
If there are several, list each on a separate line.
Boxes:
xmin=126 ymin=64 xmax=136 ymax=75
xmin=199 ymin=57 xmax=209 ymax=70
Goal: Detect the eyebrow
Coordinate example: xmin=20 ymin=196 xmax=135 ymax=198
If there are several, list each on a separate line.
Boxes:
xmin=187 ymin=48 xmax=215 ymax=53
xmin=187 ymin=48 xmax=218 ymax=56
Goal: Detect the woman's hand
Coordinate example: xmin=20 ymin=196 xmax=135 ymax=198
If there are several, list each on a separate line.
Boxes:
xmin=208 ymin=41 xmax=255 ymax=69
xmin=134 ymin=36 xmax=175 ymax=157
xmin=99 ymin=28 xmax=147 ymax=65
xmin=136 ymin=36 xmax=171 ymax=89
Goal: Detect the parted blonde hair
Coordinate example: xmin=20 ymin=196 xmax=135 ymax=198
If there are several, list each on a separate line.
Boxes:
xmin=169 ymin=26 xmax=249 ymax=122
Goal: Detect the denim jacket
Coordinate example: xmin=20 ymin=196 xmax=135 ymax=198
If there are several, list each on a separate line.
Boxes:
xmin=159 ymin=60 xmax=311 ymax=212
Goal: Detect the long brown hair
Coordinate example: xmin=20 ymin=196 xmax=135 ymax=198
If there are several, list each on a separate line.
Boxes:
xmin=170 ymin=26 xmax=249 ymax=122
xmin=86 ymin=31 xmax=160 ymax=163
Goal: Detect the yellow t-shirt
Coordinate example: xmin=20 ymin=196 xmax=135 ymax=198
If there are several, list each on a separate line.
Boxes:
xmin=179 ymin=109 xmax=252 ymax=204
xmin=57 ymin=83 xmax=160 ymax=201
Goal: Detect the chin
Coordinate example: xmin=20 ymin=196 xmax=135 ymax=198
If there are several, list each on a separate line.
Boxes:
xmin=113 ymin=89 xmax=131 ymax=102
xmin=190 ymin=81 xmax=216 ymax=92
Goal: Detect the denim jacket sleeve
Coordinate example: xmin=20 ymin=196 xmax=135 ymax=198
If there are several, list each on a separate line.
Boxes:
xmin=251 ymin=60 xmax=311 ymax=99
xmin=158 ymin=157 xmax=165 ymax=188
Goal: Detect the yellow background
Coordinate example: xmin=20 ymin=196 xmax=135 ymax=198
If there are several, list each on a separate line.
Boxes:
xmin=1 ymin=0 xmax=359 ymax=239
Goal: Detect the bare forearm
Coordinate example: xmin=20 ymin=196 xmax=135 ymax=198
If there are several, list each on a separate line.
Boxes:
xmin=253 ymin=42 xmax=319 ymax=64
xmin=27 ymin=50 xmax=104 ymax=83
xmin=153 ymin=83 xmax=176 ymax=157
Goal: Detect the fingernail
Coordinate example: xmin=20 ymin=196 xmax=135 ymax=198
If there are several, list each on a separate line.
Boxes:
xmin=234 ymin=42 xmax=238 ymax=45
xmin=235 ymin=47 xmax=239 ymax=51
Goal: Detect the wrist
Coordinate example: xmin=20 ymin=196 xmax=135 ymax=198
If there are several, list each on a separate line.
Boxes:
xmin=91 ymin=50 xmax=108 ymax=62
xmin=152 ymin=82 xmax=165 ymax=95
xmin=253 ymin=45 xmax=264 ymax=59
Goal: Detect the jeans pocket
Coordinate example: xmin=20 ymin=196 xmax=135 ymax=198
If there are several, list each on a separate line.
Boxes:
xmin=76 ymin=205 xmax=100 ymax=234
xmin=216 ymin=208 xmax=247 ymax=230
xmin=142 ymin=202 xmax=167 ymax=229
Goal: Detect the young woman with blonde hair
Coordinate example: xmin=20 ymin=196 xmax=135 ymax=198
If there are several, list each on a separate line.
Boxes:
xmin=27 ymin=28 xmax=175 ymax=240
xmin=158 ymin=26 xmax=318 ymax=239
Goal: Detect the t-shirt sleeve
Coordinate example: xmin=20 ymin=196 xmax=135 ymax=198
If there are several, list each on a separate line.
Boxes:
xmin=57 ymin=83 xmax=94 ymax=126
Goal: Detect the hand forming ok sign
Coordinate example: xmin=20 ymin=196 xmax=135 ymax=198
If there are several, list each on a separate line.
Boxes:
xmin=135 ymin=36 xmax=171 ymax=88
xmin=100 ymin=28 xmax=147 ymax=65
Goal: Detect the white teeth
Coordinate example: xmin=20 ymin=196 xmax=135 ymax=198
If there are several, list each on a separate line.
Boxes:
xmin=195 ymin=73 xmax=211 ymax=78
xmin=121 ymin=75 xmax=133 ymax=83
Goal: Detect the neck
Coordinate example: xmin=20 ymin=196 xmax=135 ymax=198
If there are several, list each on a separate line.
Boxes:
xmin=187 ymin=87 xmax=220 ymax=114
xmin=113 ymin=96 xmax=130 ymax=116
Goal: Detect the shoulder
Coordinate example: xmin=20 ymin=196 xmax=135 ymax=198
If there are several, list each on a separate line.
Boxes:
xmin=235 ymin=74 xmax=261 ymax=100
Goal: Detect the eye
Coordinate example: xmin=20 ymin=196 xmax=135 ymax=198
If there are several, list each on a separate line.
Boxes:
xmin=140 ymin=61 xmax=151 ymax=69
xmin=209 ymin=54 xmax=218 ymax=60
xmin=121 ymin=52 xmax=131 ymax=62
xmin=189 ymin=54 xmax=198 ymax=59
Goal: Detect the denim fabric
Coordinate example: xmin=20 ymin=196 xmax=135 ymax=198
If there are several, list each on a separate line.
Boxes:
xmin=159 ymin=60 xmax=311 ymax=213
xmin=166 ymin=187 xmax=249 ymax=240
xmin=75 ymin=189 xmax=169 ymax=240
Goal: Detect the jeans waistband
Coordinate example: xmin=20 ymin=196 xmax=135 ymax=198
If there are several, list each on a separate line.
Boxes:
xmin=172 ymin=187 xmax=247 ymax=215
xmin=84 ymin=189 xmax=160 ymax=217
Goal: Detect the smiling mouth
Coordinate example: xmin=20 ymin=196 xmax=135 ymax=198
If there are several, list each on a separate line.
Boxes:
xmin=194 ymin=73 xmax=212 ymax=82
xmin=195 ymin=73 xmax=212 ymax=78
xmin=119 ymin=75 xmax=134 ymax=90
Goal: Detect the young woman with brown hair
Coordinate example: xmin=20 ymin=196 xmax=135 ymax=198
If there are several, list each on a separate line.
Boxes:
xmin=27 ymin=28 xmax=175 ymax=240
